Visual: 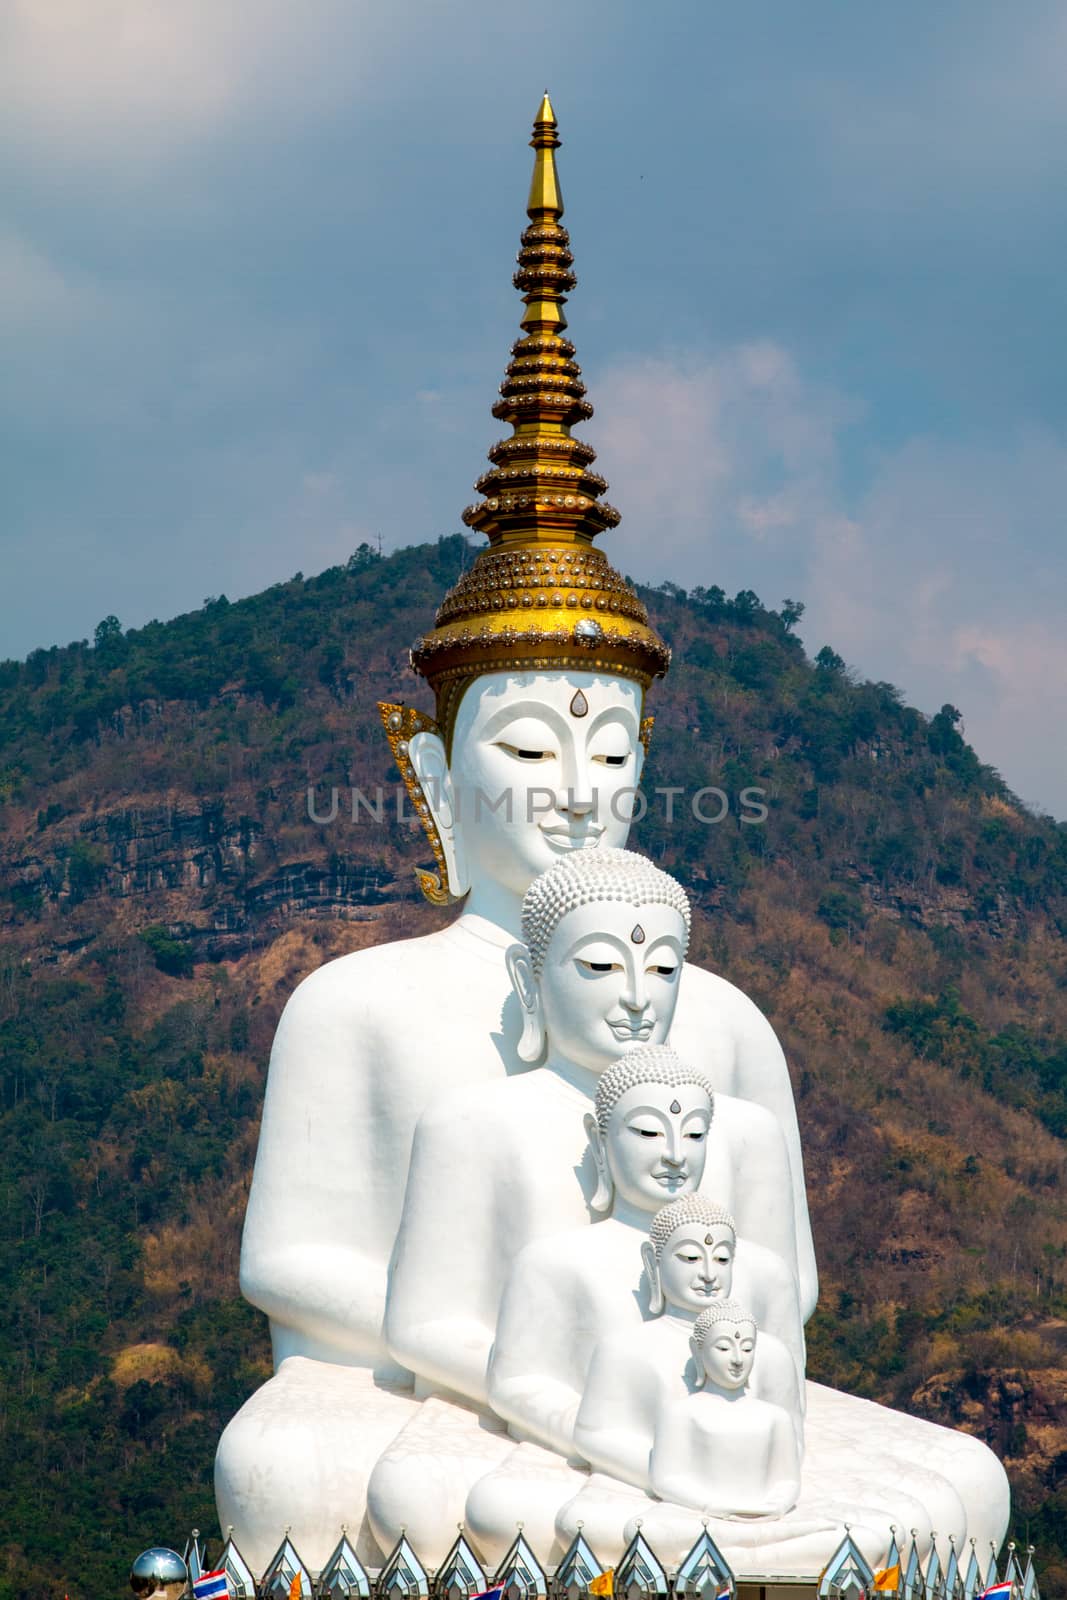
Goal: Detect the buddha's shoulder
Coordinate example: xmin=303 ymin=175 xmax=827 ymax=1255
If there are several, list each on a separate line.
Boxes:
xmin=678 ymin=961 xmax=780 ymax=1040
xmin=278 ymin=929 xmax=468 ymax=1024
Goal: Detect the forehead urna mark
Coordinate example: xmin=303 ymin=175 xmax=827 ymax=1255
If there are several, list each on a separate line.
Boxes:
xmin=670 ymin=1099 xmax=682 ymax=1114
xmin=569 ymin=688 xmax=589 ymax=718
xmin=630 ymin=923 xmax=646 ymax=944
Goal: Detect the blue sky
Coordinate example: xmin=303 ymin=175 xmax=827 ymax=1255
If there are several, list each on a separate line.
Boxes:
xmin=2 ymin=1 xmax=1065 ymax=816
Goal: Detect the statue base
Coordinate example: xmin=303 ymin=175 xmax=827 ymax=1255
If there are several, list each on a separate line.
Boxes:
xmin=217 ymin=1363 xmax=1010 ymax=1583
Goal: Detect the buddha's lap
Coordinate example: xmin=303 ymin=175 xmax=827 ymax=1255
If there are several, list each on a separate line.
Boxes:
xmin=213 ymin=1367 xmax=1007 ymax=1574
xmin=805 ymin=1381 xmax=1008 ymax=1547
xmin=465 ymin=1441 xmax=592 ymax=1566
xmin=366 ymin=1395 xmax=514 ymax=1564
xmin=214 ymin=1358 xmax=420 ymax=1569
xmin=462 ymin=1387 xmax=1001 ymax=1566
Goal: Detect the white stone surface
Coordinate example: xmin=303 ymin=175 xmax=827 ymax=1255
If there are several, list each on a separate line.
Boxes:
xmin=385 ymin=882 xmax=799 ymax=1410
xmin=214 ymin=1357 xmax=417 ymax=1571
xmin=216 ymin=668 xmax=1008 ymax=1577
xmin=648 ymin=1303 xmax=799 ymax=1516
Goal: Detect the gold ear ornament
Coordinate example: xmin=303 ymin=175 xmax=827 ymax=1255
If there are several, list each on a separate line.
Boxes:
xmin=377 ymin=702 xmax=458 ymax=907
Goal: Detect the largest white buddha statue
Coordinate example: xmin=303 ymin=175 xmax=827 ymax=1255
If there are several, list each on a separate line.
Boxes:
xmin=216 ymin=95 xmax=1010 ymax=1580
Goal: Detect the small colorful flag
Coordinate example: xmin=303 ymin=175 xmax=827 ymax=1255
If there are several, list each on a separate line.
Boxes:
xmin=872 ymin=1566 xmax=901 ymax=1593
xmin=977 ymin=1583 xmax=1014 ymax=1600
xmin=590 ymin=1572 xmax=614 ymax=1598
xmin=193 ymin=1573 xmax=229 ymax=1600
xmin=472 ymin=1589 xmax=504 ymax=1600
xmin=288 ymin=1573 xmax=303 ymax=1600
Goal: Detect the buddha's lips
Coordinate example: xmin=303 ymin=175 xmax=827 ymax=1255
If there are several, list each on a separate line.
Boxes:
xmin=540 ymin=824 xmax=605 ymax=851
xmin=607 ymin=1020 xmax=654 ymax=1040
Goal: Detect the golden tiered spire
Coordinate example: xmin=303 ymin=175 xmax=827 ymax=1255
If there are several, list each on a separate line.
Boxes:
xmin=402 ymin=95 xmax=669 ymax=796
xmin=461 ymin=91 xmax=620 ymax=550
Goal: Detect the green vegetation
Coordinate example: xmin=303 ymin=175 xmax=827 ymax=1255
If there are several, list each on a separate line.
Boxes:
xmin=139 ymin=926 xmax=196 ymax=979
xmin=0 ymin=537 xmax=1065 ymax=1596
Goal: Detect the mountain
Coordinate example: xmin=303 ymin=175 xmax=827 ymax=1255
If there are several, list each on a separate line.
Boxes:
xmin=1 ymin=536 xmax=1066 ymax=1599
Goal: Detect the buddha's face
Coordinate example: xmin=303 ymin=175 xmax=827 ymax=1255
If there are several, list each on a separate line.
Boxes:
xmin=603 ymin=1081 xmax=711 ymax=1210
xmin=447 ymin=672 xmax=645 ymax=898
xmin=699 ymin=1320 xmax=756 ymax=1390
xmin=537 ymin=898 xmax=686 ymax=1073
xmin=657 ymin=1223 xmax=736 ymax=1312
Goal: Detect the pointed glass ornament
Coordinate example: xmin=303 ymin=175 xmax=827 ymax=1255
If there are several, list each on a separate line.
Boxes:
xmin=552 ymin=1531 xmax=604 ymax=1600
xmin=615 ymin=1531 xmax=669 ymax=1600
xmin=261 ymin=1534 xmax=313 ymax=1598
xmin=320 ymin=1532 xmax=372 ymax=1600
xmin=903 ymin=1534 xmax=923 ymax=1600
xmin=493 ymin=1532 xmax=548 ymax=1600
xmin=819 ymin=1531 xmax=875 ymax=1599
xmin=923 ymin=1537 xmax=945 ymax=1600
xmin=377 ymin=1536 xmax=431 ymax=1600
xmin=1003 ymin=1545 xmax=1025 ymax=1592
xmin=961 ymin=1542 xmax=981 ymax=1600
xmin=215 ymin=1532 xmax=256 ymax=1600
xmin=1021 ymin=1546 xmax=1041 ymax=1600
xmin=877 ymin=1529 xmax=904 ymax=1600
xmin=674 ymin=1529 xmax=735 ymax=1600
xmin=943 ymin=1538 xmax=961 ymax=1600
xmin=983 ymin=1546 xmax=1000 ymax=1597
xmin=434 ymin=1533 xmax=487 ymax=1600
xmin=183 ymin=1529 xmax=204 ymax=1584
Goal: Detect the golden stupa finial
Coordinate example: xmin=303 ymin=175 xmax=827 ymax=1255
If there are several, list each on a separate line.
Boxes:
xmin=457 ymin=92 xmax=620 ymax=553
xmin=527 ymin=92 xmax=563 ymax=225
xmin=395 ymin=95 xmax=669 ymax=901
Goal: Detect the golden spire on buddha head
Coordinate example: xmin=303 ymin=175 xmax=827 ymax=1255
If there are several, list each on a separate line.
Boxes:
xmin=406 ymin=93 xmax=670 ymax=746
xmin=381 ymin=95 xmax=670 ymax=904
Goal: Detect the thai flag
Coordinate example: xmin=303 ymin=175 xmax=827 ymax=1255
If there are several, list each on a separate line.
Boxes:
xmin=472 ymin=1588 xmax=503 ymax=1600
xmin=976 ymin=1583 xmax=1013 ymax=1600
xmin=193 ymin=1572 xmax=230 ymax=1600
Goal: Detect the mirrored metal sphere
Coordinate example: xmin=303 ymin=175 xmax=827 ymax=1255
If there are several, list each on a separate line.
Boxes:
xmin=130 ymin=1548 xmax=189 ymax=1595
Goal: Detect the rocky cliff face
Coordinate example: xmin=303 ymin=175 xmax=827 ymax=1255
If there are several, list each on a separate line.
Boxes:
xmin=6 ymin=793 xmax=414 ymax=965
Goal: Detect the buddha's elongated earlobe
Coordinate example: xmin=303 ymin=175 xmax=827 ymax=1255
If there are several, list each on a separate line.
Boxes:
xmin=505 ymin=943 xmax=547 ymax=1064
xmin=641 ymin=1239 xmax=664 ymax=1316
xmin=584 ymin=1112 xmax=613 ymax=1214
xmin=689 ymin=1333 xmax=707 ymax=1389
xmin=379 ymin=705 xmax=468 ymax=904
xmin=409 ymin=729 xmax=471 ymax=900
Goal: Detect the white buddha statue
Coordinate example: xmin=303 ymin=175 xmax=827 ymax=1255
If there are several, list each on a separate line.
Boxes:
xmin=383 ymin=852 xmax=800 ymax=1408
xmin=486 ymin=1049 xmax=804 ymax=1462
xmin=570 ymin=1194 xmax=802 ymax=1494
xmin=369 ymin=854 xmax=803 ymax=1562
xmin=648 ymin=1299 xmax=800 ymax=1517
xmin=558 ymin=1206 xmax=966 ymax=1565
xmin=217 ymin=93 xmax=1009 ymax=1579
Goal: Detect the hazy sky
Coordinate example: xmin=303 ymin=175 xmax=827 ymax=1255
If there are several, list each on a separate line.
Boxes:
xmin=3 ymin=2 xmax=1065 ymax=816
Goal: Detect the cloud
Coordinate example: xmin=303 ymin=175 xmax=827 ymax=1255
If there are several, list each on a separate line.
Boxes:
xmin=0 ymin=230 xmax=98 ymax=331
xmin=592 ymin=347 xmax=1067 ymax=817
xmin=0 ymin=0 xmax=406 ymax=167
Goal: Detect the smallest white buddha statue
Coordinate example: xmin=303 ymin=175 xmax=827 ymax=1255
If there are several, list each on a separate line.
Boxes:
xmin=648 ymin=1299 xmax=800 ymax=1518
xmin=572 ymin=1194 xmax=803 ymax=1492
